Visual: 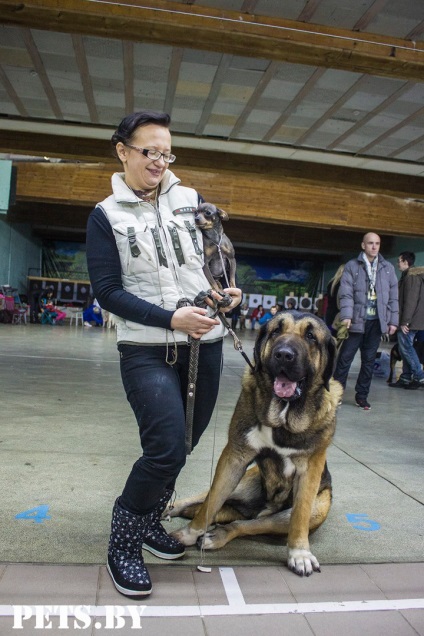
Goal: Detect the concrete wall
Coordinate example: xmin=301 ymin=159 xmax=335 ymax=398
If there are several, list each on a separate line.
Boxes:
xmin=0 ymin=218 xmax=42 ymax=295
xmin=389 ymin=237 xmax=424 ymax=269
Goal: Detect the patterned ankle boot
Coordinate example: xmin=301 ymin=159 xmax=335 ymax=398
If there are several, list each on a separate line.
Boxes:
xmin=107 ymin=498 xmax=152 ymax=597
xmin=143 ymin=490 xmax=185 ymax=560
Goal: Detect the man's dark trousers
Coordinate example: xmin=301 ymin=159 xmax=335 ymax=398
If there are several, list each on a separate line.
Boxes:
xmin=334 ymin=320 xmax=382 ymax=399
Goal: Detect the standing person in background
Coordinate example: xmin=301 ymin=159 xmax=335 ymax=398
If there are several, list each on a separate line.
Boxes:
xmin=230 ymin=301 xmax=241 ymax=330
xmin=86 ymin=110 xmax=241 ymax=598
xmin=325 ymin=264 xmax=345 ymax=333
xmin=389 ymin=251 xmax=424 ymax=389
xmin=333 ymin=233 xmax=398 ymax=410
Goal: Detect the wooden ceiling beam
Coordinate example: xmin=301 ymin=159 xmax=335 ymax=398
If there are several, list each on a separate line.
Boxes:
xmin=2 ymin=129 xmax=424 ymax=199
xmin=10 ymin=162 xmax=424 ymax=238
xmin=0 ymin=0 xmax=423 ymax=81
xmin=7 ymin=201 xmax=386 ymax=255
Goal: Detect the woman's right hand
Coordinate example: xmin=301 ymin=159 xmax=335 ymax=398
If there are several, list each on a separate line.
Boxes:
xmin=171 ymin=306 xmax=220 ymax=339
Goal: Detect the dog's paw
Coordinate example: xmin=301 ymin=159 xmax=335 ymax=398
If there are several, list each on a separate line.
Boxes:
xmin=170 ymin=525 xmax=204 ymax=546
xmin=287 ymin=548 xmax=321 ymax=577
xmin=200 ymin=526 xmax=229 ymax=550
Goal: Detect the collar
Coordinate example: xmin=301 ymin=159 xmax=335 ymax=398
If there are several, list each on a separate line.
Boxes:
xmin=111 ymin=170 xmax=180 ymax=203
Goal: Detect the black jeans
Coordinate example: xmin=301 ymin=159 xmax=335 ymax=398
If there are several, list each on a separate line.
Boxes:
xmin=334 ymin=320 xmax=382 ymax=399
xmin=118 ymin=340 xmax=223 ymax=515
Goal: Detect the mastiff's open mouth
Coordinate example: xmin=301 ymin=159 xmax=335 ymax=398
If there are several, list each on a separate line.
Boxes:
xmin=273 ymin=373 xmax=305 ymax=402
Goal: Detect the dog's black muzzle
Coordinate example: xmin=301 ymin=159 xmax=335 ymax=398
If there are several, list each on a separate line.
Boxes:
xmin=267 ymin=340 xmax=309 ymax=402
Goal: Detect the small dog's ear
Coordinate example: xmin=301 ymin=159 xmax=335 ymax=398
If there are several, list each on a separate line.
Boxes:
xmin=217 ymin=207 xmax=229 ymax=222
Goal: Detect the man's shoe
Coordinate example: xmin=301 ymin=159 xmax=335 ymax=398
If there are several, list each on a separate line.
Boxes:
xmin=388 ymin=379 xmax=410 ymax=388
xmin=355 ymin=395 xmax=371 ymax=410
xmin=404 ymin=379 xmax=424 ymax=390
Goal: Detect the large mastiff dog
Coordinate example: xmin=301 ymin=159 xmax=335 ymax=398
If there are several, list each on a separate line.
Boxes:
xmin=170 ymin=311 xmax=343 ymax=576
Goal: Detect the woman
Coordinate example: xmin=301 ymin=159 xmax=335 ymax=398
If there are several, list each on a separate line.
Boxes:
xmin=250 ymin=304 xmax=265 ymax=330
xmin=86 ymin=110 xmax=241 ymax=598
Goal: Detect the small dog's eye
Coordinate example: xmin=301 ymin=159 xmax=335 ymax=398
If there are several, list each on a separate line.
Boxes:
xmin=306 ymin=331 xmax=316 ymax=341
xmin=205 ymin=210 xmax=212 ymax=217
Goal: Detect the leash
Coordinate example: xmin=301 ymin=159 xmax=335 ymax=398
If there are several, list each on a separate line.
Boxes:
xmin=216 ymin=311 xmax=255 ymax=371
xmin=180 ymin=291 xmax=255 ymax=455
xmin=196 ymin=289 xmax=255 ymax=371
xmin=176 ymin=297 xmax=200 ymax=455
xmin=185 ymin=336 xmax=199 ymax=455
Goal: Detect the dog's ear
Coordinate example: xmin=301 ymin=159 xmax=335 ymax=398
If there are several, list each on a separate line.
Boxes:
xmin=323 ymin=334 xmax=337 ymax=391
xmin=217 ymin=207 xmax=229 ymax=222
xmin=253 ymin=323 xmax=269 ymax=372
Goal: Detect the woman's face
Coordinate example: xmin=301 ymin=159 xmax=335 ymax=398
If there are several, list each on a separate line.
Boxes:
xmin=116 ymin=124 xmax=172 ymax=191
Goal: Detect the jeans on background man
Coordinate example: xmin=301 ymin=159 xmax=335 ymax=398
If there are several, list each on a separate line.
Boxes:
xmin=397 ymin=330 xmax=424 ymax=385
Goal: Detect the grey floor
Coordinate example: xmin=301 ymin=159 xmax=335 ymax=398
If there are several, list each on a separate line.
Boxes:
xmin=0 ymin=322 xmax=423 ymax=634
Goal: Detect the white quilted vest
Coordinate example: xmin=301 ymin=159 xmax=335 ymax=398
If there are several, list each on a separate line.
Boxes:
xmin=98 ymin=171 xmax=226 ymax=344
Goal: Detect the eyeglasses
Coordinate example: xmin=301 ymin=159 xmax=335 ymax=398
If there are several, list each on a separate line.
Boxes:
xmin=124 ymin=144 xmax=176 ymax=163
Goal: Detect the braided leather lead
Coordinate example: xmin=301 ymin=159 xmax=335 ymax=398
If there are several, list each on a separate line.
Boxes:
xmin=185 ymin=338 xmax=200 ymax=455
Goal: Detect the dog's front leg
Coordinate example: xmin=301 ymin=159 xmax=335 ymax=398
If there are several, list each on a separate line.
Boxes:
xmin=164 ymin=489 xmax=210 ymax=519
xmin=228 ymin=256 xmax=237 ymax=290
xmin=171 ymin=444 xmax=254 ymax=546
xmin=287 ymin=450 xmax=327 ymax=577
xmin=202 ymin=264 xmax=221 ymax=292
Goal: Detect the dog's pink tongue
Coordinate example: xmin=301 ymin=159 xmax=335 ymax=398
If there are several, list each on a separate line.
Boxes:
xmin=274 ymin=374 xmax=297 ymax=398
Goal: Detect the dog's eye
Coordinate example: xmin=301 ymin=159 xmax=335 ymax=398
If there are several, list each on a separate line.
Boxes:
xmin=205 ymin=210 xmax=212 ymax=217
xmin=306 ymin=330 xmax=316 ymax=342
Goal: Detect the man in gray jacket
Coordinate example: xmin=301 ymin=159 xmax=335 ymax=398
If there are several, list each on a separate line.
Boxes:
xmin=389 ymin=251 xmax=424 ymax=389
xmin=334 ymin=232 xmax=398 ymax=410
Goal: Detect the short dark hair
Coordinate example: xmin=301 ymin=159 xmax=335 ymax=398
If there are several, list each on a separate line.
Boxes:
xmin=111 ymin=111 xmax=171 ymax=153
xmin=399 ymin=251 xmax=415 ymax=267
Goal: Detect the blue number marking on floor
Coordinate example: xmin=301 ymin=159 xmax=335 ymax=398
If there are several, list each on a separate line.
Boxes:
xmin=346 ymin=513 xmax=380 ymax=531
xmin=15 ymin=505 xmax=51 ymax=524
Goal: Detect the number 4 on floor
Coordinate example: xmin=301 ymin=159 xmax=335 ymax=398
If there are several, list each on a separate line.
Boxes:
xmin=15 ymin=505 xmax=51 ymax=524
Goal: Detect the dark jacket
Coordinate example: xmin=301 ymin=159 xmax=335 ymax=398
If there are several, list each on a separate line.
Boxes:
xmin=338 ymin=253 xmax=398 ymax=334
xmin=399 ymin=266 xmax=424 ymax=330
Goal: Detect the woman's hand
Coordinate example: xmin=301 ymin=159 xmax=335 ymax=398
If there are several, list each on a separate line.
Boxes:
xmin=171 ymin=306 xmax=220 ymax=339
xmin=216 ymin=287 xmax=242 ymax=313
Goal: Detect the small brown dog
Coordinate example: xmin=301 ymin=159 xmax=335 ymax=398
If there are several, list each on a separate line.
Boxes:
xmin=194 ymin=202 xmax=236 ymax=291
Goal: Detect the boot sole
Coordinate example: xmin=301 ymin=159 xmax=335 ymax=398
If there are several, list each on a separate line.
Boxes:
xmin=142 ymin=543 xmax=185 ymax=560
xmin=106 ymin=562 xmax=152 ymax=597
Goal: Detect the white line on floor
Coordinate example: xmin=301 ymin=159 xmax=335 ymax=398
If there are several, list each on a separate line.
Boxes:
xmin=0 ymin=354 xmax=118 ymax=363
xmin=219 ymin=566 xmax=246 ymax=605
xmin=1 ymin=564 xmax=423 ymax=618
xmin=1 ymin=599 xmax=424 ymax=618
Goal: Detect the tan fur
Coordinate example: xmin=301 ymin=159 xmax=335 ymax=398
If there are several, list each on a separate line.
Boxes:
xmin=171 ymin=312 xmax=343 ymax=576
